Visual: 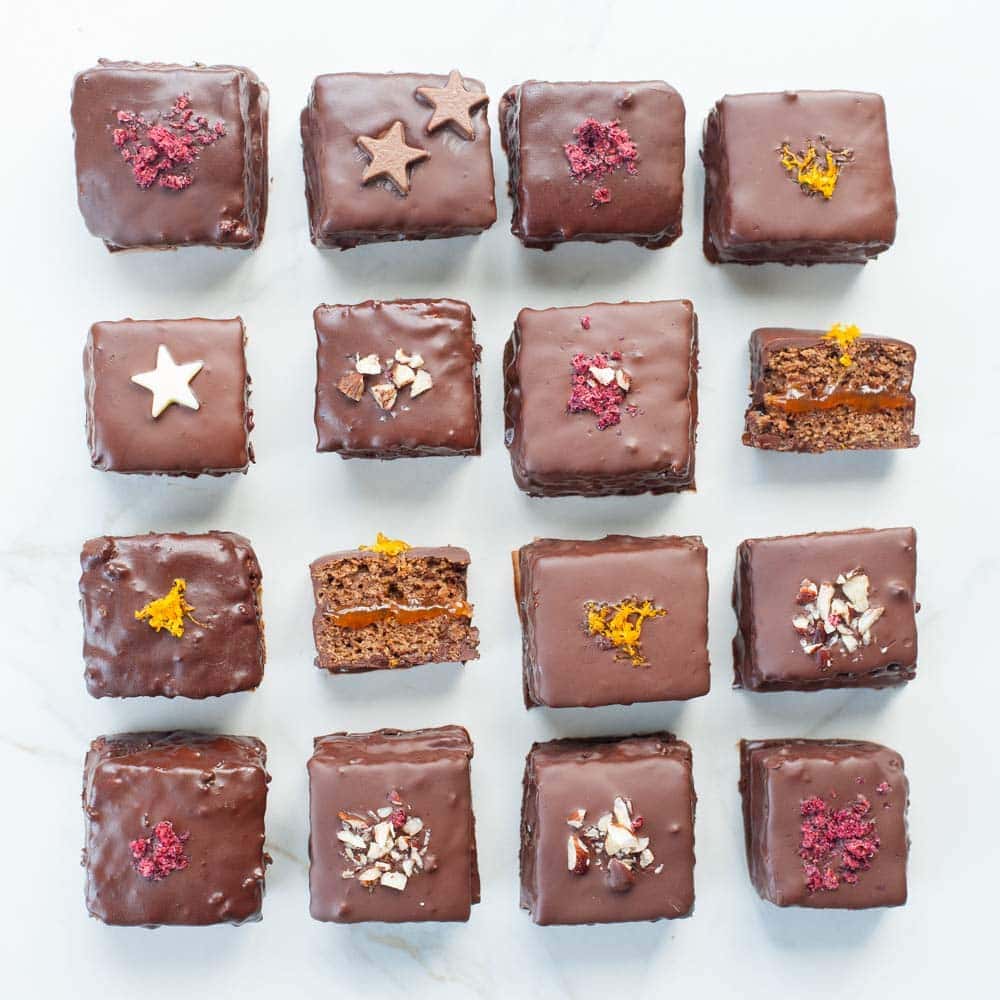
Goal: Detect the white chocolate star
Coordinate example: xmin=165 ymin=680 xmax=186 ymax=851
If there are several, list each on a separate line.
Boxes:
xmin=131 ymin=345 xmax=204 ymax=418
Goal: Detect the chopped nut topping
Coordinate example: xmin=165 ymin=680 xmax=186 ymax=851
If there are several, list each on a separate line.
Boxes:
xmin=370 ymin=383 xmax=398 ymax=410
xmin=410 ymin=369 xmax=433 ymax=397
xmin=356 ymin=353 xmax=382 ymax=375
xmin=792 ymin=569 xmax=884 ymax=663
xmin=337 ymin=371 xmax=366 ymax=402
xmin=565 ymin=796 xmax=660 ymax=889
xmin=338 ymin=792 xmax=431 ymax=894
xmin=392 ymin=364 xmax=416 ymax=388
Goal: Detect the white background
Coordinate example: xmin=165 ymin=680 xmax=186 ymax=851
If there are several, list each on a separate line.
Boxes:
xmin=2 ymin=1 xmax=997 ymax=996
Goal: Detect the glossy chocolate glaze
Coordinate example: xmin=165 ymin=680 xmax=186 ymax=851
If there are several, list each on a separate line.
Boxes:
xmin=744 ymin=328 xmax=918 ymax=451
xmin=702 ymin=91 xmax=897 ymax=264
xmin=514 ymin=535 xmax=710 ymax=708
xmin=314 ymin=299 xmax=481 ymax=458
xmin=84 ymin=317 xmax=253 ymax=476
xmin=80 ymin=532 xmax=264 ymax=699
xmin=739 ymin=739 xmax=908 ymax=908
xmin=71 ymin=61 xmax=268 ymax=251
xmin=309 ymin=726 xmax=479 ymax=923
xmin=520 ymin=734 xmax=695 ymax=925
xmin=499 ymin=80 xmax=684 ymax=249
xmin=732 ymin=527 xmax=918 ymax=691
xmin=301 ymin=73 xmax=496 ymax=249
xmin=83 ymin=732 xmax=270 ymax=926
xmin=503 ymin=300 xmax=698 ymax=497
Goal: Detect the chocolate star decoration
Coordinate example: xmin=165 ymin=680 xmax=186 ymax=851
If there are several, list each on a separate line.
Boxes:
xmin=356 ymin=121 xmax=429 ymax=196
xmin=415 ymin=70 xmax=488 ymax=140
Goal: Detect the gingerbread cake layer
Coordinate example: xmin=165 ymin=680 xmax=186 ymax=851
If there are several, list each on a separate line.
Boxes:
xmin=310 ymin=546 xmax=479 ymax=672
xmin=743 ymin=328 xmax=918 ymax=452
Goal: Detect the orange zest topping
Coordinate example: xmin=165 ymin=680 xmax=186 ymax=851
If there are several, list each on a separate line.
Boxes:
xmin=778 ymin=142 xmax=851 ymax=199
xmin=359 ymin=532 xmax=412 ymax=557
xmin=585 ymin=599 xmax=666 ymax=667
xmin=823 ymin=323 xmax=863 ymax=367
xmin=134 ymin=579 xmax=199 ymax=638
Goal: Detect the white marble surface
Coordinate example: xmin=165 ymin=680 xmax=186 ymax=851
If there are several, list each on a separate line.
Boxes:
xmin=2 ymin=1 xmax=997 ymax=995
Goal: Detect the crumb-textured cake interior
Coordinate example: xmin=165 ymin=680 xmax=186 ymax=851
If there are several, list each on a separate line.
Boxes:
xmin=745 ymin=340 xmax=917 ymax=451
xmin=311 ymin=550 xmax=478 ymax=671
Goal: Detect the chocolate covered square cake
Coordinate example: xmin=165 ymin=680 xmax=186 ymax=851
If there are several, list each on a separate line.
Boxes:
xmin=301 ymin=71 xmax=496 ymax=248
xmin=71 ymin=60 xmax=268 ymax=251
xmin=499 ymin=80 xmax=685 ymax=249
xmin=733 ymin=527 xmax=918 ymax=691
xmin=308 ymin=726 xmax=479 ymax=923
xmin=513 ymin=535 xmax=710 ymax=708
xmin=84 ymin=317 xmax=253 ymax=476
xmin=739 ymin=739 xmax=909 ymax=908
xmin=314 ymin=299 xmax=481 ymax=458
xmin=520 ymin=734 xmax=696 ymax=925
xmin=79 ymin=532 xmax=265 ymax=699
xmin=503 ymin=300 xmax=698 ymax=497
xmin=702 ymin=90 xmax=897 ymax=264
xmin=82 ymin=732 xmax=270 ymax=926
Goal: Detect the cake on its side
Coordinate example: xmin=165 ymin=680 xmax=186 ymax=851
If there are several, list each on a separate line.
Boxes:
xmin=743 ymin=327 xmax=918 ymax=452
xmin=310 ymin=534 xmax=479 ymax=672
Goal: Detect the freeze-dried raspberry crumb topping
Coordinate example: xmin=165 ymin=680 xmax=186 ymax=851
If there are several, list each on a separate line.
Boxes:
xmin=563 ymin=118 xmax=639 ymax=206
xmin=113 ymin=94 xmax=226 ymax=190
xmin=130 ymin=820 xmax=190 ymax=880
xmin=799 ymin=793 xmax=881 ymax=892
xmin=567 ymin=352 xmax=633 ymax=430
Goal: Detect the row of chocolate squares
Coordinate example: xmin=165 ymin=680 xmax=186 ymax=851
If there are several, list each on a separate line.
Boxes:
xmin=86 ymin=301 xmax=919 ymax=489
xmin=81 ymin=527 xmax=917 ymax=702
xmin=72 ymin=61 xmax=898 ymax=263
xmin=83 ymin=727 xmax=910 ymax=928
